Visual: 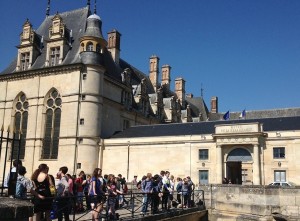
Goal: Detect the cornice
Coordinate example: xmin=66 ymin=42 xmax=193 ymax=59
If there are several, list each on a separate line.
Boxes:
xmin=0 ymin=63 xmax=84 ymax=82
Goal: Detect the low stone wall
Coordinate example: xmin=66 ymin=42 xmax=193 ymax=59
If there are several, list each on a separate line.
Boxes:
xmin=0 ymin=197 xmax=33 ymax=221
xmin=198 ymin=185 xmax=300 ymax=221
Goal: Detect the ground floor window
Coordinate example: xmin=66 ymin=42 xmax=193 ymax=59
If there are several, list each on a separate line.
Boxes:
xmin=274 ymin=170 xmax=286 ymax=182
xmin=199 ymin=170 xmax=209 ymax=185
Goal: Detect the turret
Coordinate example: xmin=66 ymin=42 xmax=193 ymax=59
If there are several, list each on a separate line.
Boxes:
xmin=80 ymin=13 xmax=107 ymax=65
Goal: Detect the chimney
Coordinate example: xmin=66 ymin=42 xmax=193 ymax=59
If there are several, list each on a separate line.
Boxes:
xmin=149 ymin=55 xmax=160 ymax=92
xmin=107 ymin=29 xmax=121 ymax=65
xmin=211 ymin=96 xmax=218 ymax=113
xmin=175 ymin=77 xmax=185 ymax=106
xmin=161 ymin=64 xmax=171 ymax=90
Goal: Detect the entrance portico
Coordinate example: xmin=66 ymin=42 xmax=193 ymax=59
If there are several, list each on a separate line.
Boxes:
xmin=213 ymin=123 xmax=266 ymax=185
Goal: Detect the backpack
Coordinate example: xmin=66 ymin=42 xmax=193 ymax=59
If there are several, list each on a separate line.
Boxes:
xmin=15 ymin=177 xmax=26 ymax=199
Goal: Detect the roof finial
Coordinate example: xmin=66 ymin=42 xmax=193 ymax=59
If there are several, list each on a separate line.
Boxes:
xmin=94 ymin=0 xmax=97 ymax=14
xmin=87 ymin=0 xmax=91 ymax=8
xmin=46 ymin=0 xmax=51 ymax=17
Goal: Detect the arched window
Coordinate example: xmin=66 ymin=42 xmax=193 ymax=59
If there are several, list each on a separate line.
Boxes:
xmin=42 ymin=90 xmax=62 ymax=159
xmin=86 ymin=42 xmax=93 ymax=51
xmin=96 ymin=44 xmax=101 ymax=53
xmin=81 ymin=43 xmax=85 ymax=52
xmin=13 ymin=93 xmax=28 ymax=159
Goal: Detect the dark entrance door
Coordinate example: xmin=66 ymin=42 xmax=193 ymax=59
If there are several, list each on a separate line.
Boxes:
xmin=226 ymin=147 xmax=252 ymax=185
xmin=226 ymin=162 xmax=242 ymax=184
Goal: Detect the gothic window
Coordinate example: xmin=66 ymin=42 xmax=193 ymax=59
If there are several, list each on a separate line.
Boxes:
xmin=20 ymin=52 xmax=30 ymax=71
xmin=42 ymin=90 xmax=62 ymax=159
xmin=86 ymin=42 xmax=93 ymax=51
xmin=13 ymin=93 xmax=28 ymax=159
xmin=50 ymin=47 xmax=60 ymax=66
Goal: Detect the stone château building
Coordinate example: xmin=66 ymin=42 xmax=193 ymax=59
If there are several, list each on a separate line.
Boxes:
xmin=0 ymin=2 xmax=211 ymax=176
xmin=1 ymin=2 xmax=300 ymax=185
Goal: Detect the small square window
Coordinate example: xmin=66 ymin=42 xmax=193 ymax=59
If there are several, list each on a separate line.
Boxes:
xmin=83 ymin=73 xmax=87 ymax=80
xmin=81 ymin=95 xmax=86 ymax=101
xmin=80 ymin=119 xmax=84 ymax=125
xmin=78 ymin=138 xmax=83 ymax=144
xmin=273 ymin=147 xmax=285 ymax=159
xmin=199 ymin=149 xmax=208 ymax=160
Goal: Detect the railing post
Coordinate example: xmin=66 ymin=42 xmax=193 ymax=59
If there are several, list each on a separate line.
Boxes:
xmin=0 ymin=128 xmax=3 ymax=159
xmin=131 ymin=191 xmax=134 ymax=218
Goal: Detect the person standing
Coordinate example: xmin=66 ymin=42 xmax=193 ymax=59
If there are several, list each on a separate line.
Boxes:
xmin=162 ymin=171 xmax=171 ymax=211
xmin=31 ymin=164 xmax=53 ymax=221
xmin=75 ymin=171 xmax=85 ymax=212
xmin=15 ymin=165 xmax=38 ymax=221
xmin=56 ymin=166 xmax=70 ymax=221
xmin=88 ymin=168 xmax=104 ymax=221
xmin=83 ymin=174 xmax=91 ymax=210
xmin=141 ymin=173 xmax=153 ymax=216
xmin=176 ymin=177 xmax=183 ymax=205
xmin=4 ymin=159 xmax=22 ymax=196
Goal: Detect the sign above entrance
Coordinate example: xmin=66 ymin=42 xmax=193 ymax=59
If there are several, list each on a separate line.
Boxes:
xmin=215 ymin=123 xmax=261 ymax=134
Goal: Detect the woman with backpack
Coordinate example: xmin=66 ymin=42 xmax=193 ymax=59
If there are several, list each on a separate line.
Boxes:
xmin=88 ymin=168 xmax=104 ymax=221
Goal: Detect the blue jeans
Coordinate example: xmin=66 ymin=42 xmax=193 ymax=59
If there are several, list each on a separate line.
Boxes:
xmin=142 ymin=194 xmax=150 ymax=213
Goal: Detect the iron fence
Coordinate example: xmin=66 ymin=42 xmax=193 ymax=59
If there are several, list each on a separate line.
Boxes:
xmin=0 ymin=127 xmax=22 ymax=196
xmin=27 ymin=190 xmax=205 ymax=220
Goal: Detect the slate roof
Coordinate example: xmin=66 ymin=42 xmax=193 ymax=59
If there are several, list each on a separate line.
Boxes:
xmin=185 ymin=96 xmax=209 ymax=120
xmin=209 ymin=108 xmax=300 ymax=121
xmin=1 ymin=7 xmax=90 ymax=75
xmin=111 ymin=116 xmax=300 ymax=138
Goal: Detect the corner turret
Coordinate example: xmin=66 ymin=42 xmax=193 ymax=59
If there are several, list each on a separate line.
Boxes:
xmin=80 ymin=13 xmax=107 ymax=65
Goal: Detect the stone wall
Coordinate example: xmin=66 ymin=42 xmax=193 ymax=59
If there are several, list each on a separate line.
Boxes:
xmin=198 ymin=185 xmax=300 ymax=221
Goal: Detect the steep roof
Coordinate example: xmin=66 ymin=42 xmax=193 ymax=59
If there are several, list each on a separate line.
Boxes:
xmin=111 ymin=116 xmax=300 ymax=138
xmin=209 ymin=108 xmax=300 ymax=121
xmin=1 ymin=7 xmax=90 ymax=75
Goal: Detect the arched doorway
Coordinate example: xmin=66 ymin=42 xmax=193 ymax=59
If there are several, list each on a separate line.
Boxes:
xmin=226 ymin=148 xmax=252 ymax=184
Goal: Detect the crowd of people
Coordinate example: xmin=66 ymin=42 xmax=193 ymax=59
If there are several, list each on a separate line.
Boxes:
xmin=4 ymin=160 xmax=196 ymax=221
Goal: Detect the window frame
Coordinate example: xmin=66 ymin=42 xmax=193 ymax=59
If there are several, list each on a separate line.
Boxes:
xmin=199 ymin=149 xmax=209 ymax=160
xmin=273 ymin=147 xmax=285 ymax=159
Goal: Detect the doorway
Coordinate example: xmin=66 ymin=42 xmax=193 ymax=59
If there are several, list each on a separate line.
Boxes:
xmin=226 ymin=147 xmax=252 ymax=185
xmin=226 ymin=162 xmax=242 ymax=184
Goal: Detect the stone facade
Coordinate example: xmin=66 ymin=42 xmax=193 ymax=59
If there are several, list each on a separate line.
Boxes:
xmin=104 ymin=118 xmax=300 ymax=185
xmin=0 ymin=4 xmax=210 ymax=178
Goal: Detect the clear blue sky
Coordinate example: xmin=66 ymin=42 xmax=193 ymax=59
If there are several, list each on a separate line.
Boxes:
xmin=1 ymin=0 xmax=300 ymax=113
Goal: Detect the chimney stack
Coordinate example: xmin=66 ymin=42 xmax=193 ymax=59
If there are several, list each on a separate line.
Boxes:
xmin=175 ymin=77 xmax=185 ymax=106
xmin=149 ymin=55 xmax=160 ymax=92
xmin=210 ymin=96 xmax=218 ymax=113
xmin=107 ymin=29 xmax=121 ymax=65
xmin=161 ymin=64 xmax=171 ymax=90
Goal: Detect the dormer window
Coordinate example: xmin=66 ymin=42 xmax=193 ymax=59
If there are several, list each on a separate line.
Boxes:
xmin=20 ymin=52 xmax=30 ymax=70
xmin=50 ymin=47 xmax=60 ymax=66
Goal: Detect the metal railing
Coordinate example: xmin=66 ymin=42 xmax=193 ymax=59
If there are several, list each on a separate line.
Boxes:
xmin=28 ymin=190 xmax=205 ymax=220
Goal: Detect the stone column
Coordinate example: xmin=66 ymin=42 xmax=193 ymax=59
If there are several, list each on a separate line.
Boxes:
xmin=216 ymin=145 xmax=223 ymax=184
xmin=253 ymin=144 xmax=261 ymax=185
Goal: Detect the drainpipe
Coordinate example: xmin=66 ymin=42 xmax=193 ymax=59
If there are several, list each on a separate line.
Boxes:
xmin=1 ymin=81 xmax=8 ymax=128
xmin=32 ymin=76 xmax=41 ymax=174
xmin=190 ymin=135 xmax=192 ymax=177
xmin=127 ymin=141 xmax=130 ymax=181
xmin=73 ymin=68 xmax=83 ymax=175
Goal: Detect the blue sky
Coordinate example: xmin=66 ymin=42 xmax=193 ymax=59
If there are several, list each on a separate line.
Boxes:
xmin=1 ymin=0 xmax=300 ymax=113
